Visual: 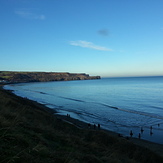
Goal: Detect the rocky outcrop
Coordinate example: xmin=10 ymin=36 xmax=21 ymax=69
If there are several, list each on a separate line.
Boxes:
xmin=0 ymin=71 xmax=100 ymax=83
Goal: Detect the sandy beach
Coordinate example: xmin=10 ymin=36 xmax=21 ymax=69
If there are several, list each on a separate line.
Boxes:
xmin=0 ymin=84 xmax=163 ymax=162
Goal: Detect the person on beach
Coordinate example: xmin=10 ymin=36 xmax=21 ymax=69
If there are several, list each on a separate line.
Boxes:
xmin=150 ymin=126 xmax=153 ymax=135
xmin=130 ymin=130 xmax=133 ymax=137
xmin=88 ymin=123 xmax=91 ymax=128
xmin=67 ymin=114 xmax=70 ymax=117
xmin=98 ymin=124 xmax=100 ymax=129
xmin=141 ymin=127 xmax=144 ymax=133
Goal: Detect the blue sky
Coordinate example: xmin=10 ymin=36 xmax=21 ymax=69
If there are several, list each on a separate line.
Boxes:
xmin=0 ymin=0 xmax=163 ymax=77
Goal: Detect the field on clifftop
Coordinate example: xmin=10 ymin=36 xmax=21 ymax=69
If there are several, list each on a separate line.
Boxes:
xmin=0 ymin=71 xmax=100 ymax=83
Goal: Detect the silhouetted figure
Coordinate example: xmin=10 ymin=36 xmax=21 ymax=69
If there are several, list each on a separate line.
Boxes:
xmin=150 ymin=126 xmax=153 ymax=130
xmin=93 ymin=124 xmax=96 ymax=129
xmin=158 ymin=123 xmax=160 ymax=127
xmin=88 ymin=123 xmax=91 ymax=128
xmin=141 ymin=127 xmax=144 ymax=133
xmin=130 ymin=130 xmax=133 ymax=137
xmin=66 ymin=114 xmax=70 ymax=117
xmin=138 ymin=133 xmax=141 ymax=139
xmin=98 ymin=124 xmax=100 ymax=129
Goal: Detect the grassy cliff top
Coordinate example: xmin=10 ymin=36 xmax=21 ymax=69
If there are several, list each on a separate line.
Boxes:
xmin=0 ymin=71 xmax=100 ymax=83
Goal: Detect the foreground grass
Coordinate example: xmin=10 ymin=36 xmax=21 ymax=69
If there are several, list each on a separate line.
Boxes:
xmin=0 ymin=86 xmax=163 ymax=163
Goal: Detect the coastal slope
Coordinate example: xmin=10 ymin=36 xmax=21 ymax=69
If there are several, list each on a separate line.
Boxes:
xmin=0 ymin=71 xmax=100 ymax=83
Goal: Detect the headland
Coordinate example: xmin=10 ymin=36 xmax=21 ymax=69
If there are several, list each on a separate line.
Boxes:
xmin=0 ymin=71 xmax=100 ymax=84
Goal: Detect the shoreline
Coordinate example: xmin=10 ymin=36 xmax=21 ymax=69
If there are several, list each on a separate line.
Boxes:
xmin=56 ymin=114 xmax=163 ymax=157
xmin=1 ymin=84 xmax=163 ymax=157
xmin=3 ymin=84 xmax=163 ymax=144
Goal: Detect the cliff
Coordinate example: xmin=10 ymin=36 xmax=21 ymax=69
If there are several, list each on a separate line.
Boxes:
xmin=0 ymin=71 xmax=100 ymax=83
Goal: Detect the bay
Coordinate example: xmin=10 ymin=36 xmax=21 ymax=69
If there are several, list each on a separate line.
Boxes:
xmin=4 ymin=76 xmax=163 ymax=144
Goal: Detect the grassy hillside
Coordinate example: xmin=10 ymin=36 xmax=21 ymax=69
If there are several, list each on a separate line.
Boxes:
xmin=0 ymin=86 xmax=163 ymax=163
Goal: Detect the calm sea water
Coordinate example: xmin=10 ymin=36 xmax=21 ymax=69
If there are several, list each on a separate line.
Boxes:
xmin=4 ymin=76 xmax=163 ymax=144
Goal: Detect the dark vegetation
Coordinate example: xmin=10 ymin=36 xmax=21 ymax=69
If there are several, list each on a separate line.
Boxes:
xmin=0 ymin=86 xmax=163 ymax=163
xmin=0 ymin=71 xmax=100 ymax=83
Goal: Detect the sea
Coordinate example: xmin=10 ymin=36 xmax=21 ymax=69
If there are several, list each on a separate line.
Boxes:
xmin=4 ymin=76 xmax=163 ymax=144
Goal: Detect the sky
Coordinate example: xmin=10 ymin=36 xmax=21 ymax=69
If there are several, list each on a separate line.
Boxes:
xmin=0 ymin=0 xmax=163 ymax=77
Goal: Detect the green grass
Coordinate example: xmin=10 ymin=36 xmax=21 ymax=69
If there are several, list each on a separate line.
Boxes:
xmin=0 ymin=71 xmax=28 ymax=79
xmin=0 ymin=86 xmax=163 ymax=163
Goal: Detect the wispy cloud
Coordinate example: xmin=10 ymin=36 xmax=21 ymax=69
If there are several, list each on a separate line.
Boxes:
xmin=69 ymin=40 xmax=112 ymax=51
xmin=15 ymin=8 xmax=45 ymax=20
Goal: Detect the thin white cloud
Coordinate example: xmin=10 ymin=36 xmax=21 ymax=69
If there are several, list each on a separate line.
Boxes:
xmin=69 ymin=40 xmax=112 ymax=51
xmin=15 ymin=9 xmax=45 ymax=20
